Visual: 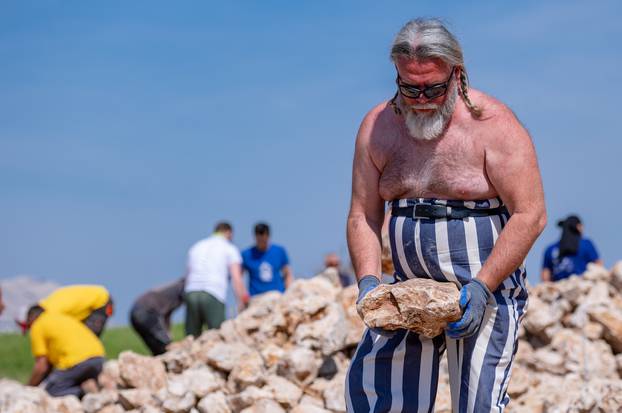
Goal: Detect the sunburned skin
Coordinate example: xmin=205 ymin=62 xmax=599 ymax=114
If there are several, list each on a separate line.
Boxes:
xmin=347 ymin=60 xmax=546 ymax=292
xmin=369 ymin=89 xmax=503 ymax=202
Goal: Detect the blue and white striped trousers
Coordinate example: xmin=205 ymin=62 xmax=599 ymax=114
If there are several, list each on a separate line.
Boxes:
xmin=345 ymin=198 xmax=528 ymax=413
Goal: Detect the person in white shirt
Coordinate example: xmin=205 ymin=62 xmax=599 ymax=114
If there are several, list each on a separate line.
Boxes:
xmin=184 ymin=221 xmax=249 ymax=337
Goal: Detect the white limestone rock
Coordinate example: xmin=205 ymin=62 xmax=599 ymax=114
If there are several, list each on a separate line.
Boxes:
xmin=239 ymin=398 xmax=285 ymax=413
xmin=264 ymin=375 xmax=303 ymax=408
xmin=277 ymin=347 xmax=320 ymax=386
xmin=206 ymin=342 xmax=256 ymax=373
xmin=118 ymin=351 xmax=167 ymax=392
xmin=118 ymin=388 xmax=158 ymax=410
xmin=82 ymin=390 xmax=117 ymax=413
xmin=357 ymin=278 xmax=461 ymax=338
xmin=322 ymin=373 xmax=346 ymax=413
xmin=197 ymin=391 xmax=231 ymax=413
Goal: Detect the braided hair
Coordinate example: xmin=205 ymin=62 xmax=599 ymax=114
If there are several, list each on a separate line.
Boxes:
xmin=458 ymin=69 xmax=482 ymax=118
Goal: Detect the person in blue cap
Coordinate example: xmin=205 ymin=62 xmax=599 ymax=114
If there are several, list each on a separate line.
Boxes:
xmin=541 ymin=215 xmax=603 ymax=282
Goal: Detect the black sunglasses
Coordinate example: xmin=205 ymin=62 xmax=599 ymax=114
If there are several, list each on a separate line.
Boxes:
xmin=396 ymin=67 xmax=455 ymax=100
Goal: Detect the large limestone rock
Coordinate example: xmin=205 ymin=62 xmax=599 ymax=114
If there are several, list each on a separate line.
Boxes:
xmin=206 ymin=342 xmax=256 ymax=373
xmin=98 ymin=360 xmax=122 ymax=390
xmin=82 ymin=390 xmax=118 ymax=413
xmin=118 ymin=351 xmax=167 ymax=392
xmin=0 ymin=379 xmax=52 ymax=412
xmin=357 ymin=277 xmax=461 ymax=337
xmin=118 ymin=388 xmax=158 ymax=410
xmin=291 ymin=405 xmax=332 ymax=413
xmin=276 ymin=347 xmax=320 ymax=386
xmin=323 ymin=372 xmax=347 ymax=412
xmin=181 ymin=367 xmax=226 ymax=398
xmin=264 ymin=375 xmax=303 ymax=408
xmin=282 ymin=277 xmax=339 ymax=333
xmin=239 ymin=398 xmax=285 ymax=413
xmin=293 ymin=302 xmax=348 ymax=355
xmin=227 ymin=349 xmax=266 ymax=391
xmin=197 ymin=392 xmax=231 ymax=413
xmin=49 ymin=395 xmax=85 ymax=413
xmin=160 ymin=337 xmax=196 ymax=373
xmin=227 ymin=386 xmax=273 ymax=412
xmin=96 ymin=405 xmax=124 ymax=413
xmin=588 ymin=307 xmax=622 ymax=353
xmin=160 ymin=390 xmax=196 ymax=413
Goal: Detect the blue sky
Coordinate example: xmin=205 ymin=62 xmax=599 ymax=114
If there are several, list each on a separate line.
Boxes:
xmin=2 ymin=0 xmax=621 ymax=324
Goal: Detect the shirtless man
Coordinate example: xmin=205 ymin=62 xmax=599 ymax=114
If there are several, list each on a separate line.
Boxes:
xmin=345 ymin=19 xmax=546 ymax=413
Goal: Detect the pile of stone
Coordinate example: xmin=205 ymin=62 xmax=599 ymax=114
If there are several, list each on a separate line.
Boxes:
xmin=2 ymin=263 xmax=622 ymax=413
xmin=504 ymin=262 xmax=622 ymax=413
xmin=0 ymin=269 xmax=363 ymax=413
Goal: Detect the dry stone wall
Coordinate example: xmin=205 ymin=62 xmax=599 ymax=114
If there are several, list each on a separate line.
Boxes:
xmin=2 ymin=263 xmax=622 ymax=412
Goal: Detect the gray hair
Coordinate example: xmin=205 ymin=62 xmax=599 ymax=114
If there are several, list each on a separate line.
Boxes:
xmin=390 ymin=18 xmax=482 ymax=117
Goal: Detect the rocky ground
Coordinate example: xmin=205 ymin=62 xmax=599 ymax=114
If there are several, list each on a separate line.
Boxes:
xmin=2 ymin=263 xmax=622 ymax=413
xmin=0 ymin=275 xmax=59 ymax=332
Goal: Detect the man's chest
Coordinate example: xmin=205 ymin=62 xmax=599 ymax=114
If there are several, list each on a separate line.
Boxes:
xmin=377 ymin=127 xmax=491 ymax=199
xmin=246 ymin=252 xmax=282 ymax=272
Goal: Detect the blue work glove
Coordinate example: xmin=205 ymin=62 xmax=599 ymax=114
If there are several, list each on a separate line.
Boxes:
xmin=446 ymin=278 xmax=492 ymax=339
xmin=357 ymin=275 xmax=395 ymax=338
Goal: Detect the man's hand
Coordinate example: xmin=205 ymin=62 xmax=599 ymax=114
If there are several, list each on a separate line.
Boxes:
xmin=230 ymin=263 xmax=250 ymax=311
xmin=357 ymin=275 xmax=395 ymax=338
xmin=238 ymin=292 xmax=250 ymax=312
xmin=446 ymin=279 xmax=492 ymax=339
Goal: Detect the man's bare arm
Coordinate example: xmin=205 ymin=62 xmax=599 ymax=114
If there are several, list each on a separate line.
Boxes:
xmin=28 ymin=356 xmax=51 ymax=386
xmin=347 ymin=112 xmax=386 ymax=281
xmin=541 ymin=268 xmax=551 ymax=282
xmin=478 ymin=108 xmax=547 ymax=291
xmin=230 ymin=263 xmax=249 ymax=308
xmin=282 ymin=265 xmax=294 ymax=289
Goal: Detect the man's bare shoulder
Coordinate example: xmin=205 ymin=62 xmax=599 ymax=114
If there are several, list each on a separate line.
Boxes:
xmin=361 ymin=100 xmax=394 ymax=127
xmin=355 ymin=101 xmax=396 ymax=169
xmin=469 ymin=89 xmax=531 ymax=149
xmin=469 ymin=89 xmax=517 ymax=122
xmin=358 ymin=101 xmax=397 ymax=144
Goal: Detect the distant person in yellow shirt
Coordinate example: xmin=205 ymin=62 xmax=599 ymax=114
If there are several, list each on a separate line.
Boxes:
xmin=38 ymin=285 xmax=113 ymax=336
xmin=23 ymin=305 xmax=105 ymax=397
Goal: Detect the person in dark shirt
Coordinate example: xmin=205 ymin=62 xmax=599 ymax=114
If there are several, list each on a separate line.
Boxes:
xmin=541 ymin=215 xmax=603 ymax=282
xmin=129 ymin=278 xmax=185 ymax=355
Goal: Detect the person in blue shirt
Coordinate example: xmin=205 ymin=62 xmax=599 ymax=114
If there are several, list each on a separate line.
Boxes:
xmin=242 ymin=222 xmax=293 ymax=296
xmin=541 ymin=215 xmax=603 ymax=282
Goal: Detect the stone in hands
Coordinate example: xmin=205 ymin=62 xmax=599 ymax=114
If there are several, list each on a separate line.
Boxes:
xmin=357 ymin=278 xmax=462 ymax=338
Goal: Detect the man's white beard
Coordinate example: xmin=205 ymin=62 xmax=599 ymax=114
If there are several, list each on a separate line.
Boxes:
xmin=399 ymin=83 xmax=458 ymax=141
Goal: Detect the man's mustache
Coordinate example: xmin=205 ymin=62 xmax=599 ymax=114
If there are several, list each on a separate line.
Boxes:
xmin=409 ymin=103 xmax=439 ymax=110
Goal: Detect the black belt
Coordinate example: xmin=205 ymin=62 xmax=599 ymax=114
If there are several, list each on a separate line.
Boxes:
xmin=392 ymin=204 xmax=507 ymax=219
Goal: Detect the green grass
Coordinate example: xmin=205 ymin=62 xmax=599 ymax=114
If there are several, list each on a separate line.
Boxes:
xmin=0 ymin=324 xmax=186 ymax=383
xmin=0 ymin=331 xmax=35 ymax=383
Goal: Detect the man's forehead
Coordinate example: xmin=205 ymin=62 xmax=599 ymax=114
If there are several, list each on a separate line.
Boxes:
xmin=395 ymin=56 xmax=450 ymax=78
